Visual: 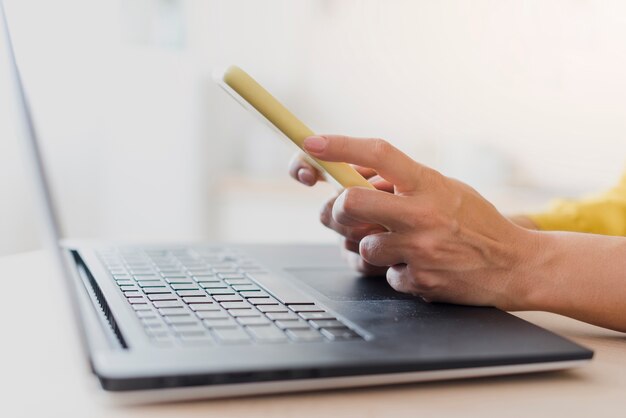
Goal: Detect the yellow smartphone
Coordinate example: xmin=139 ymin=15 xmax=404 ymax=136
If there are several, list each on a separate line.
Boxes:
xmin=214 ymin=65 xmax=374 ymax=190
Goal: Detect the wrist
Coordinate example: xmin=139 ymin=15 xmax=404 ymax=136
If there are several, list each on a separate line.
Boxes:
xmin=497 ymin=227 xmax=555 ymax=311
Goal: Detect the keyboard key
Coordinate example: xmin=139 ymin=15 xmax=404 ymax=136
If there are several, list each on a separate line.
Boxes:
xmin=171 ymin=323 xmax=205 ymax=333
xmin=164 ymin=316 xmax=197 ymax=325
xmin=239 ymin=290 xmax=270 ymax=298
xmin=224 ymin=278 xmax=252 ymax=285
xmin=132 ymin=303 xmax=151 ymax=311
xmin=256 ymin=304 xmax=288 ymax=313
xmin=128 ymin=297 xmax=148 ymax=304
xmin=165 ymin=278 xmax=193 ymax=284
xmin=158 ymin=307 xmax=189 ymax=316
xmin=170 ymin=284 xmax=200 ymax=291
xmin=193 ymin=275 xmax=217 ymax=281
xmin=228 ymin=309 xmax=261 ymax=318
xmin=289 ymin=304 xmax=324 ymax=313
xmin=161 ymin=273 xmax=187 ymax=278
xmin=196 ymin=310 xmax=229 ymax=319
xmin=220 ymin=301 xmax=252 ymax=310
xmin=142 ymin=319 xmax=166 ymax=329
xmin=286 ymin=329 xmax=324 ymax=342
xmin=212 ymin=327 xmax=252 ymax=343
xmin=119 ymin=284 xmax=139 ymax=292
xmin=237 ymin=316 xmax=271 ymax=326
xmin=245 ymin=325 xmax=288 ymax=342
xmin=135 ymin=310 xmax=157 ymax=319
xmin=153 ymin=300 xmax=183 ymax=309
xmin=266 ymin=312 xmax=299 ymax=321
xmin=309 ymin=319 xmax=346 ymax=329
xmin=187 ymin=270 xmax=213 ymax=276
xmin=231 ymin=284 xmax=260 ymax=292
xmin=205 ymin=288 xmax=235 ymax=296
xmin=320 ymin=328 xmax=359 ymax=340
xmin=112 ymin=274 xmax=132 ymax=280
xmin=137 ymin=280 xmax=165 ymax=287
xmin=199 ymin=282 xmax=228 ymax=289
xmin=182 ymin=296 xmax=212 ymax=304
xmin=176 ymin=290 xmax=207 ymax=297
xmin=203 ymin=318 xmax=237 ymax=328
xmin=132 ymin=275 xmax=161 ymax=281
xmin=212 ymin=294 xmax=244 ymax=303
xmin=218 ymin=273 xmax=246 ymax=280
xmin=148 ymin=293 xmax=177 ymax=301
xmin=247 ymin=297 xmax=279 ymax=305
xmin=130 ymin=269 xmax=155 ymax=275
xmin=146 ymin=329 xmax=170 ymax=338
xmin=143 ymin=287 xmax=171 ymax=294
xmin=275 ymin=319 xmax=310 ymax=330
xmin=115 ymin=279 xmax=134 ymax=285
xmin=299 ymin=312 xmax=336 ymax=321
xmin=189 ymin=303 xmax=218 ymax=311
xmin=123 ymin=290 xmax=142 ymax=298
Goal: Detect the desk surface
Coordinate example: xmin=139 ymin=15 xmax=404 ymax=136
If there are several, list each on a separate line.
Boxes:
xmin=1 ymin=250 xmax=625 ymax=418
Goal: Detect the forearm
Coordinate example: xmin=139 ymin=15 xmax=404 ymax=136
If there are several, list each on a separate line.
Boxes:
xmin=513 ymin=230 xmax=626 ymax=332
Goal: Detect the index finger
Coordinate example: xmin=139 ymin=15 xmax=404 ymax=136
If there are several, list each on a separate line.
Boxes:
xmin=303 ymin=135 xmax=426 ymax=191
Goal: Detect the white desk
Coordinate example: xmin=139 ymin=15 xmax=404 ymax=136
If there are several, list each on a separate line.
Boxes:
xmin=1 ymin=250 xmax=625 ymax=418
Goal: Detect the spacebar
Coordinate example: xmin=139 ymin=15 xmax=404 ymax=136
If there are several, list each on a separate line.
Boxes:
xmin=249 ymin=273 xmax=315 ymax=305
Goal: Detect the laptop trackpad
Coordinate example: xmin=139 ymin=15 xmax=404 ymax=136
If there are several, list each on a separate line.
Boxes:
xmin=286 ymin=268 xmax=419 ymax=302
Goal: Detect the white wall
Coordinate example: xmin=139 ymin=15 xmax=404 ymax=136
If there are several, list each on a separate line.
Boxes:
xmin=1 ymin=0 xmax=626 ymax=255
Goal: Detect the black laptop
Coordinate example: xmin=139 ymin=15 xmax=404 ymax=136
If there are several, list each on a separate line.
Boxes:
xmin=1 ymin=2 xmax=592 ymax=403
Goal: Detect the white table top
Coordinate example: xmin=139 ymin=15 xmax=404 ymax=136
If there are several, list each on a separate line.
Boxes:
xmin=1 ymin=250 xmax=625 ymax=418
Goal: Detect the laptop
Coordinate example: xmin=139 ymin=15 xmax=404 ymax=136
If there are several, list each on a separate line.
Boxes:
xmin=1 ymin=2 xmax=592 ymax=403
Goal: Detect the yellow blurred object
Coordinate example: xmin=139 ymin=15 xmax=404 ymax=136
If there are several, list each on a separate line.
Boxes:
xmin=528 ymin=172 xmax=626 ymax=236
xmin=220 ymin=66 xmax=374 ymax=190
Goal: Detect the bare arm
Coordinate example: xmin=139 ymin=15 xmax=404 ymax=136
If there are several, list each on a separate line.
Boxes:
xmin=522 ymin=230 xmax=626 ymax=332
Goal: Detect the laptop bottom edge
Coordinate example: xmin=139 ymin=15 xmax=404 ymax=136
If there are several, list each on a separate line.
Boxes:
xmin=101 ymin=359 xmax=588 ymax=405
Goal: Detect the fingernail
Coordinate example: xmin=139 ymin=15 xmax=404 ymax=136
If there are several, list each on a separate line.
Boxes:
xmin=297 ymin=168 xmax=315 ymax=186
xmin=303 ymin=136 xmax=328 ymax=153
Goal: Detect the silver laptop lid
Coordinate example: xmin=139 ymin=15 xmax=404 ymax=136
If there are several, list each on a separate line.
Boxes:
xmin=0 ymin=1 xmax=87 ymax=333
xmin=1 ymin=1 xmax=66 ymax=253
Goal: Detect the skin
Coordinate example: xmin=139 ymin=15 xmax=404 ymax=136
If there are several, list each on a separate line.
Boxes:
xmin=288 ymin=134 xmax=626 ymax=332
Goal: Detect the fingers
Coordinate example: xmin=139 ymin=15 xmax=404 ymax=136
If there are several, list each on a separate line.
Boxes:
xmin=288 ymin=154 xmax=324 ymax=186
xmin=303 ymin=135 xmax=428 ymax=191
xmin=320 ymin=197 xmax=384 ymax=242
xmin=386 ymin=265 xmax=417 ymax=295
xmin=332 ymin=187 xmax=415 ymax=231
xmin=359 ymin=232 xmax=407 ymax=267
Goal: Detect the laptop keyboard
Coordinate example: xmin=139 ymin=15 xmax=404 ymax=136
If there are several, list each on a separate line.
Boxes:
xmin=97 ymin=247 xmax=363 ymax=347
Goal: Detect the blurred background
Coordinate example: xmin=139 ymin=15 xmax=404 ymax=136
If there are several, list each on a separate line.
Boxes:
xmin=1 ymin=0 xmax=625 ymax=255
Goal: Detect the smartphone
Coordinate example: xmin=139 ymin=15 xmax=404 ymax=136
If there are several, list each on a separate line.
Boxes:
xmin=214 ymin=65 xmax=374 ymax=190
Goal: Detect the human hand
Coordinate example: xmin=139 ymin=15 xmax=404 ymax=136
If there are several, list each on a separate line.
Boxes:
xmin=288 ymin=153 xmax=391 ymax=276
xmin=300 ymin=134 xmax=537 ymax=309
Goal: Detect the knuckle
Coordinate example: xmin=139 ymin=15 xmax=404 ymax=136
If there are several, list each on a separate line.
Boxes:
xmin=372 ymin=138 xmax=392 ymax=156
xmin=413 ymin=202 xmax=437 ymax=222
xmin=412 ymin=235 xmax=441 ymax=261
xmin=338 ymin=188 xmax=363 ymax=216
xmin=411 ymin=270 xmax=440 ymax=293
